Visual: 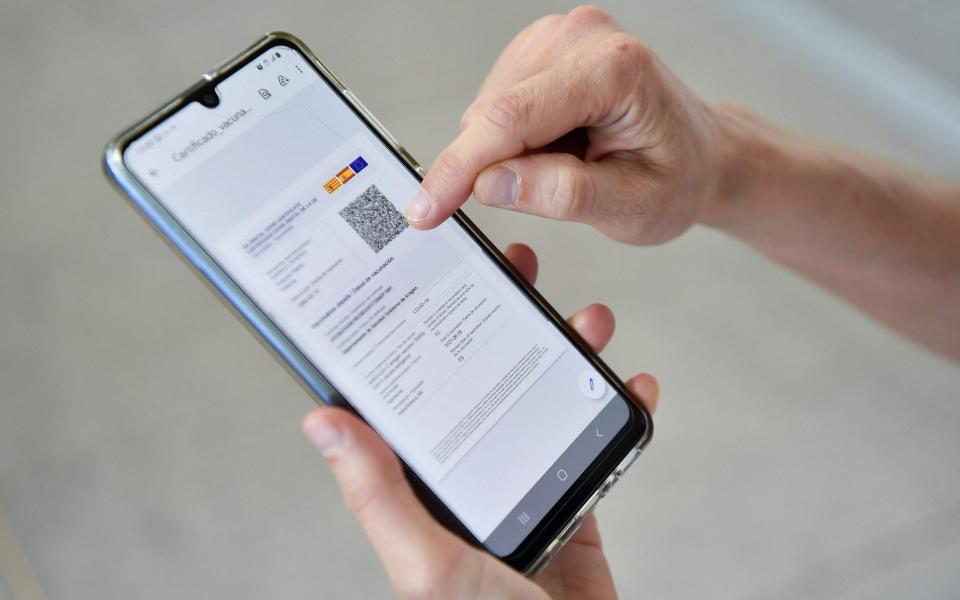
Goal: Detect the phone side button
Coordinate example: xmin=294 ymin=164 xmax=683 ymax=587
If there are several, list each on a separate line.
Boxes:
xmin=579 ymin=491 xmax=602 ymax=517
xmin=598 ymin=473 xmax=620 ymax=498
xmin=525 ymin=539 xmax=562 ymax=577
xmin=617 ymin=448 xmax=643 ymax=476
xmin=558 ymin=516 xmax=585 ymax=545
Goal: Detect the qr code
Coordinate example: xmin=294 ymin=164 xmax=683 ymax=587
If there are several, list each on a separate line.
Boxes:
xmin=339 ymin=185 xmax=408 ymax=253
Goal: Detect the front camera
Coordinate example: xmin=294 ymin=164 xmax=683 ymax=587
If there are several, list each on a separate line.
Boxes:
xmin=198 ymin=89 xmax=220 ymax=108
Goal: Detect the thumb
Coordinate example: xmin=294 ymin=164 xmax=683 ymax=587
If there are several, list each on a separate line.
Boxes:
xmin=474 ymin=152 xmax=633 ymax=223
xmin=302 ymin=408 xmax=468 ymax=592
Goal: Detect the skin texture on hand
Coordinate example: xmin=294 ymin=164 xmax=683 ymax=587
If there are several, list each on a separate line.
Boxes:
xmin=408 ymin=4 xmax=960 ymax=361
xmin=303 ymin=243 xmax=659 ymax=600
xmin=301 ymin=2 xmax=960 ymax=596
xmin=404 ymin=5 xmax=727 ymax=246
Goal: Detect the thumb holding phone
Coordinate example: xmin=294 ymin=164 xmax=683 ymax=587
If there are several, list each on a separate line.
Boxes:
xmin=303 ymin=243 xmax=660 ymax=600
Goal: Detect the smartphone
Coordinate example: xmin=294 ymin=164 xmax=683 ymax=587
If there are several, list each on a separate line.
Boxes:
xmin=103 ymin=32 xmax=652 ymax=574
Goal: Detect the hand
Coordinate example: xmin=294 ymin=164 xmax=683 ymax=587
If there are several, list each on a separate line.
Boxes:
xmin=302 ymin=243 xmax=659 ymax=599
xmin=404 ymin=5 xmax=728 ymax=245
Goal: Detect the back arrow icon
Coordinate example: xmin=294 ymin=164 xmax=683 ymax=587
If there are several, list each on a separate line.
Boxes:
xmin=596 ymin=429 xmax=604 ymax=437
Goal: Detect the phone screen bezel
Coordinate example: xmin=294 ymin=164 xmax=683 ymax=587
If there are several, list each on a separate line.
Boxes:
xmin=104 ymin=32 xmax=652 ymax=573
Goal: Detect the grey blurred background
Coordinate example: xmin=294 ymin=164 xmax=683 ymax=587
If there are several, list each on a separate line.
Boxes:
xmin=2 ymin=0 xmax=959 ymax=598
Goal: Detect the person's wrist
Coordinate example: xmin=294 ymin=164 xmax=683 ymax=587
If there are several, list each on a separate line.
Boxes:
xmin=697 ymin=102 xmax=777 ymax=236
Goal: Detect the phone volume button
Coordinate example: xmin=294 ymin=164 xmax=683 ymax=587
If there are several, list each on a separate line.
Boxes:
xmin=617 ymin=448 xmax=643 ymax=477
xmin=559 ymin=516 xmax=585 ymax=544
xmin=598 ymin=472 xmax=619 ymax=498
xmin=527 ymin=538 xmax=563 ymax=576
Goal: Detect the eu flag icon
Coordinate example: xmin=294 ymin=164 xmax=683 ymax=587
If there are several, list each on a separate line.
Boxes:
xmin=349 ymin=156 xmax=368 ymax=173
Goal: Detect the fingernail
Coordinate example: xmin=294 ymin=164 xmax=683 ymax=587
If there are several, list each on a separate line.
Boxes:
xmin=477 ymin=166 xmax=519 ymax=207
xmin=303 ymin=413 xmax=342 ymax=456
xmin=405 ymin=191 xmax=432 ymax=223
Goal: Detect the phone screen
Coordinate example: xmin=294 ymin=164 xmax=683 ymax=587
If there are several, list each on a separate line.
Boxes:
xmin=123 ymin=44 xmax=636 ymax=556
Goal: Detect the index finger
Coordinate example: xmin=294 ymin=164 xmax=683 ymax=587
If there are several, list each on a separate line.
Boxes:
xmin=405 ymin=34 xmax=645 ymax=228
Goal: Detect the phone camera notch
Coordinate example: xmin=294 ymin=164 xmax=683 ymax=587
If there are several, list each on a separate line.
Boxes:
xmin=198 ymin=89 xmax=220 ymax=109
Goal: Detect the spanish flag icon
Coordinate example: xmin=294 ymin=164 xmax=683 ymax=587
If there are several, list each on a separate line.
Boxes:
xmin=336 ymin=166 xmax=356 ymax=184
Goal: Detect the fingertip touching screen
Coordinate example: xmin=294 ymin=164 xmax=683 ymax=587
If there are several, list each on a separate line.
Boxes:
xmin=124 ymin=44 xmax=633 ymax=556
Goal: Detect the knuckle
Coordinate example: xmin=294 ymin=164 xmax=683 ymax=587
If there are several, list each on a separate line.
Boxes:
xmin=396 ymin=580 xmax=436 ymax=600
xmin=582 ymin=33 xmax=654 ymax=93
xmin=484 ymin=89 xmax=531 ymax=133
xmin=567 ymin=5 xmax=613 ymax=28
xmin=396 ymin=547 xmax=472 ymax=600
xmin=341 ymin=482 xmax=382 ymax=520
xmin=431 ymin=151 xmax=469 ymax=183
xmin=458 ymin=110 xmax=472 ymax=132
xmin=549 ymin=165 xmax=593 ymax=220
xmin=459 ymin=97 xmax=487 ymax=131
xmin=529 ymin=13 xmax=564 ymax=34
xmin=396 ymin=577 xmax=441 ymax=600
xmin=340 ymin=466 xmax=405 ymax=522
xmin=599 ymin=33 xmax=652 ymax=72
